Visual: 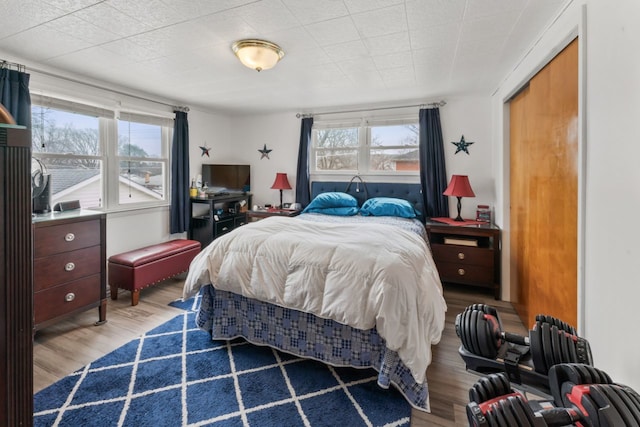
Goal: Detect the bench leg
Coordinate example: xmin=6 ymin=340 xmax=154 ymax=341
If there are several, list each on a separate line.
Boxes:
xmin=110 ymin=284 xmax=118 ymax=300
xmin=131 ymin=289 xmax=140 ymax=306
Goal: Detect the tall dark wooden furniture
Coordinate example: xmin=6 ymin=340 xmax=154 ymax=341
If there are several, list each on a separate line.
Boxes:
xmin=0 ymin=124 xmax=33 ymax=426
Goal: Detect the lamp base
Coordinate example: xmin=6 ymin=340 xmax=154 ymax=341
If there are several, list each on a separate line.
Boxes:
xmin=453 ymin=197 xmax=464 ymax=221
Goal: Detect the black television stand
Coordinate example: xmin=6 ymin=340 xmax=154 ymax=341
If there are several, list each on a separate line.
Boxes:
xmin=189 ymin=193 xmax=252 ymax=248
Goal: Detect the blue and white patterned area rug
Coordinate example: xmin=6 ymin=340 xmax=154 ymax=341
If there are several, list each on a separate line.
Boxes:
xmin=34 ymin=307 xmax=411 ymax=426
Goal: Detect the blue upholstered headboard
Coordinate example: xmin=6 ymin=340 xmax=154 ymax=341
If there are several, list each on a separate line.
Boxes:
xmin=310 ymin=181 xmax=424 ymax=222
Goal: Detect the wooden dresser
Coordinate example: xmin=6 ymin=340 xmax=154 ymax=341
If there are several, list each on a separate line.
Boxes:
xmin=33 ymin=210 xmax=107 ymax=330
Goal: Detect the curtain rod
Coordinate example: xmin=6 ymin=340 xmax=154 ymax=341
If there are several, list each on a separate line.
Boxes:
xmin=1 ymin=60 xmax=26 ymax=72
xmin=295 ymin=100 xmax=446 ymax=118
xmin=1 ymin=57 xmax=189 ymax=112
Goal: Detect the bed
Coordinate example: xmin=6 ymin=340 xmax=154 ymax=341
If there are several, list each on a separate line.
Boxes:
xmin=183 ymin=181 xmax=447 ymax=412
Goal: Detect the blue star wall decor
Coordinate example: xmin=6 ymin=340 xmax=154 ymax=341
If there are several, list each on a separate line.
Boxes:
xmin=258 ymin=144 xmax=272 ymax=159
xmin=199 ymin=144 xmax=211 ymax=157
xmin=452 ymin=135 xmax=474 ymax=155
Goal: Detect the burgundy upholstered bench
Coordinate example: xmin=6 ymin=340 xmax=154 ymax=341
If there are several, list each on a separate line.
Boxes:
xmin=108 ymin=239 xmax=201 ymax=306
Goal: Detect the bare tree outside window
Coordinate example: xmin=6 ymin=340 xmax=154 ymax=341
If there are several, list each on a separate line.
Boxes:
xmin=315 ymin=128 xmax=358 ymax=171
xmin=313 ymin=122 xmax=418 ymax=173
xmin=32 ymin=106 xmax=100 ymax=168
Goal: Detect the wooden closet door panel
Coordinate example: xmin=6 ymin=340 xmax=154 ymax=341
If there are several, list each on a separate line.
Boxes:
xmin=510 ymin=38 xmax=579 ymax=328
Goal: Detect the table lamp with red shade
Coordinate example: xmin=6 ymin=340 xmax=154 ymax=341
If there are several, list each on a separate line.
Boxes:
xmin=443 ymin=175 xmax=475 ymax=221
xmin=271 ymin=172 xmax=292 ymax=209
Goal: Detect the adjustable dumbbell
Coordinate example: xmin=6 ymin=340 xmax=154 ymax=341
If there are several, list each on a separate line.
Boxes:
xmin=467 ymin=372 xmax=585 ymax=427
xmin=456 ymin=304 xmax=592 ymax=375
xmin=467 ymin=367 xmax=640 ymax=427
xmin=548 ymin=363 xmax=640 ymax=426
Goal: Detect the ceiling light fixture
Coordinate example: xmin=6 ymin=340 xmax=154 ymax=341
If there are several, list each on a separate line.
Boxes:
xmin=231 ymin=39 xmax=284 ymax=72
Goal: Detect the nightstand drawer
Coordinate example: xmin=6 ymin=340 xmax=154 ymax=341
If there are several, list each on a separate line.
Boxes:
xmin=34 ymin=275 xmax=101 ymax=324
xmin=431 ymin=244 xmax=493 ymax=266
xmin=434 ymin=261 xmax=494 ymax=284
xmin=34 ymin=245 xmax=101 ymax=292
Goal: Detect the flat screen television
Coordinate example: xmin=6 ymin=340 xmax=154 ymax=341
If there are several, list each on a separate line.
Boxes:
xmin=201 ymin=164 xmax=250 ymax=193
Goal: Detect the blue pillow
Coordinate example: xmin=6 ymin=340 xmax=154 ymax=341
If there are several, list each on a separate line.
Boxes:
xmin=302 ymin=192 xmax=358 ymax=212
xmin=360 ymin=197 xmax=417 ymax=218
xmin=302 ymin=206 xmax=359 ymax=216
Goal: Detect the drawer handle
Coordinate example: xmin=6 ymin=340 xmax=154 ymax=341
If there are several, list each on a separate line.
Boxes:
xmin=458 ymin=252 xmax=465 ymax=260
xmin=458 ymin=268 xmax=466 ymax=276
xmin=65 ymin=292 xmax=75 ymax=302
xmin=65 ymin=233 xmax=75 ymax=242
xmin=65 ymin=262 xmax=75 ymax=272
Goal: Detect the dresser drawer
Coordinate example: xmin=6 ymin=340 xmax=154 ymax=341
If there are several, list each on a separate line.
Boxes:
xmin=434 ymin=261 xmax=494 ymax=284
xmin=34 ymin=245 xmax=101 ymax=292
xmin=34 ymin=275 xmax=101 ymax=324
xmin=431 ymin=244 xmax=493 ymax=266
xmin=35 ymin=219 xmax=101 ymax=257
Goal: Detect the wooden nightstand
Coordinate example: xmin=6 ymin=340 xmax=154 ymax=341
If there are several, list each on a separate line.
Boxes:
xmin=425 ymin=220 xmax=501 ymax=299
xmin=246 ymin=209 xmax=301 ymax=221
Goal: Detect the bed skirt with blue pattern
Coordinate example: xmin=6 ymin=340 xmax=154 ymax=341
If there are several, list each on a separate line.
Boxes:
xmin=196 ymin=284 xmax=430 ymax=412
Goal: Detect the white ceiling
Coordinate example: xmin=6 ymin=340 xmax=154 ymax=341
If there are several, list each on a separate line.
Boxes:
xmin=0 ymin=0 xmax=568 ymax=114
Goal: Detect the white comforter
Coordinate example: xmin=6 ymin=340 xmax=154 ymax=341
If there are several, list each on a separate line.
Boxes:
xmin=183 ymin=216 xmax=447 ymax=383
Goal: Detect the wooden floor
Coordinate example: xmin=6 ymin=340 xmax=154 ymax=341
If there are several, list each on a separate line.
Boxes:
xmin=33 ymin=281 xmax=527 ymax=426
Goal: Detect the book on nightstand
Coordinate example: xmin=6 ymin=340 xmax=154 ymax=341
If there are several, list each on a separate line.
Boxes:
xmin=444 ymin=237 xmax=479 ymax=247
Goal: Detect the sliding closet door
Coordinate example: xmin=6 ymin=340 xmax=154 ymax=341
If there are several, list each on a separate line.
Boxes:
xmin=510 ymin=38 xmax=579 ymax=328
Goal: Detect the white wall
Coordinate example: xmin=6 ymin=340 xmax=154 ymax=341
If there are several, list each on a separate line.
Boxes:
xmin=492 ymin=0 xmax=640 ymax=390
xmin=187 ymin=107 xmax=233 ymax=184
xmin=584 ymin=0 xmax=640 ymax=391
xmin=440 ymin=96 xmax=494 ymax=220
xmin=229 ymin=112 xmax=301 ymax=208
xmin=106 ymin=207 xmax=174 ymax=257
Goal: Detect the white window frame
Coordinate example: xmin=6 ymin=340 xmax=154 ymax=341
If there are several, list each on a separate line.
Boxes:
xmin=311 ymin=116 xmax=420 ymax=178
xmin=31 ymin=95 xmax=173 ymax=212
xmin=107 ymin=111 xmax=172 ymax=209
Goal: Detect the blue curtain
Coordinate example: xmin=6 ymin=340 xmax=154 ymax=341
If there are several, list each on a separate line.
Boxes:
xmin=295 ymin=117 xmax=313 ymax=207
xmin=419 ymin=108 xmax=449 ymax=218
xmin=170 ymin=111 xmax=190 ymax=234
xmin=0 ymin=68 xmax=31 ymax=128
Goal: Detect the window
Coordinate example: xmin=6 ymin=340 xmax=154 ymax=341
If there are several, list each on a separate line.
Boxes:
xmin=370 ymin=123 xmax=419 ymax=171
xmin=31 ymin=96 xmax=172 ymax=211
xmin=314 ymin=127 xmax=359 ymax=171
xmin=311 ymin=119 xmax=419 ymax=174
xmin=116 ymin=114 xmax=170 ymax=205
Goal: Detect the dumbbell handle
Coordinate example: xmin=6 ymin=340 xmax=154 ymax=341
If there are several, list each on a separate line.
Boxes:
xmin=539 ymin=408 xmax=582 ymax=426
xmin=501 ymin=331 xmax=529 ymax=346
